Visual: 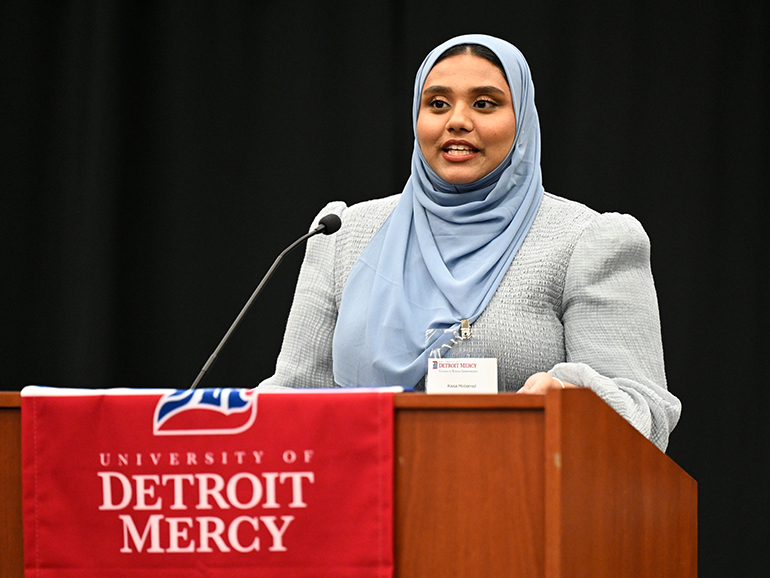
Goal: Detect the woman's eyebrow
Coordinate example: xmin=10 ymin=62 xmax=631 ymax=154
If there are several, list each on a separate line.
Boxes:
xmin=423 ymin=85 xmax=453 ymax=95
xmin=469 ymin=85 xmax=507 ymax=96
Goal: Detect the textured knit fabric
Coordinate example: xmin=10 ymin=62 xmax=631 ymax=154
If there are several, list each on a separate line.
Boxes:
xmin=259 ymin=193 xmax=682 ymax=451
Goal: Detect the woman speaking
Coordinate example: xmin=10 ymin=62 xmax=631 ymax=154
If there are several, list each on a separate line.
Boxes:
xmin=259 ymin=34 xmax=681 ymax=451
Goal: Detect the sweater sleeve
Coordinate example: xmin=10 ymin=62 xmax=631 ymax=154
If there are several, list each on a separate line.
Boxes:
xmin=548 ymin=212 xmax=681 ymax=451
xmin=257 ymin=202 xmax=347 ymax=389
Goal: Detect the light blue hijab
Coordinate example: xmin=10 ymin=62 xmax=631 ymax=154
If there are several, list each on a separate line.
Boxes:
xmin=332 ymin=34 xmax=544 ymax=388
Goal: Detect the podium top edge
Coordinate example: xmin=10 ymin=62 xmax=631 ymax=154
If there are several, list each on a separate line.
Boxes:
xmin=394 ymin=392 xmax=546 ymax=409
xmin=0 ymin=391 xmax=21 ymax=408
xmin=1 ymin=390 xmax=551 ymax=410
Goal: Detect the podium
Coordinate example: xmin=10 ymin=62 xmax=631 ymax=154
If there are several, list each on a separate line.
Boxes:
xmin=0 ymin=388 xmax=696 ymax=577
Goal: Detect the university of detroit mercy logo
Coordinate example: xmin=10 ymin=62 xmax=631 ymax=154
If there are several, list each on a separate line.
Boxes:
xmin=152 ymin=388 xmax=258 ymax=436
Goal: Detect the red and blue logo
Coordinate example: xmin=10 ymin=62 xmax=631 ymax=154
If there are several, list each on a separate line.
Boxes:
xmin=152 ymin=388 xmax=258 ymax=436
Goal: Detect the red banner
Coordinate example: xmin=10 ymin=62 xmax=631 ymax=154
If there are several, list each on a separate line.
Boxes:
xmin=22 ymin=387 xmax=395 ymax=577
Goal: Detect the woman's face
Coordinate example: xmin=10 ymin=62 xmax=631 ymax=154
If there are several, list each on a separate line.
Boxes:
xmin=416 ymin=53 xmax=516 ymax=185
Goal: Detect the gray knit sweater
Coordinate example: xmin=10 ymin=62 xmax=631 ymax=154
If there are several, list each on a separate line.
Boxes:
xmin=260 ymin=192 xmax=681 ymax=451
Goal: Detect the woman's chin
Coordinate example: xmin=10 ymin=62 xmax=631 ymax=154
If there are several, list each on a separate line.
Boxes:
xmin=436 ymin=169 xmax=484 ymax=186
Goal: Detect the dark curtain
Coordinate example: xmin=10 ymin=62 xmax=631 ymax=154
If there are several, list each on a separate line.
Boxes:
xmin=2 ymin=1 xmax=768 ymax=575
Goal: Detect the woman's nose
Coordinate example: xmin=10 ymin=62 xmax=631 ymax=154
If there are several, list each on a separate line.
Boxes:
xmin=446 ymin=104 xmax=473 ymax=132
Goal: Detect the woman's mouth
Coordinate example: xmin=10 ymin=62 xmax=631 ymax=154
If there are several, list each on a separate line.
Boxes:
xmin=441 ymin=143 xmax=480 ymax=162
xmin=443 ymin=144 xmax=479 ymax=156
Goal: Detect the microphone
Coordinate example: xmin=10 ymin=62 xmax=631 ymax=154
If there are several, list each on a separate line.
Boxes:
xmin=189 ymin=213 xmax=342 ymax=390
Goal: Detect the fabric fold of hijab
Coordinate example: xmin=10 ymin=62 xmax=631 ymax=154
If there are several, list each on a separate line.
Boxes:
xmin=333 ymin=34 xmax=545 ymax=388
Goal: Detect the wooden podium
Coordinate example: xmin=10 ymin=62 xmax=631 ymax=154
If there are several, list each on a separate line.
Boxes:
xmin=0 ymin=388 xmax=696 ymax=577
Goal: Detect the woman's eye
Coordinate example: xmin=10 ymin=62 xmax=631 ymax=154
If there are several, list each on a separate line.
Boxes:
xmin=474 ymin=98 xmax=498 ymax=109
xmin=429 ymin=99 xmax=450 ymax=110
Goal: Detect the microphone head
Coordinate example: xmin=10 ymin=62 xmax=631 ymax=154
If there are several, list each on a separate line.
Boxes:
xmin=318 ymin=213 xmax=342 ymax=235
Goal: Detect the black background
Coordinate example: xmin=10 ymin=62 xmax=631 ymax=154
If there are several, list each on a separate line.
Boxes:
xmin=2 ymin=1 xmax=768 ymax=575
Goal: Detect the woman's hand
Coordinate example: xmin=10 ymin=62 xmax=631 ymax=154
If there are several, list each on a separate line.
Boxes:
xmin=518 ymin=372 xmax=577 ymax=394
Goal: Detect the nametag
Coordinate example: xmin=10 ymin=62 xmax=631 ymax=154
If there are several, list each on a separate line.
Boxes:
xmin=426 ymin=358 xmax=498 ymax=394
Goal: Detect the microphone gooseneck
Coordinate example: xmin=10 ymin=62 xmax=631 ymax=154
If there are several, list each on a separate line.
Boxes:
xmin=189 ymin=213 xmax=342 ymax=390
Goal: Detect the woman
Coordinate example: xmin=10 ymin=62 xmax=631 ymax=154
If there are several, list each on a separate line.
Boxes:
xmin=260 ymin=34 xmax=681 ymax=451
